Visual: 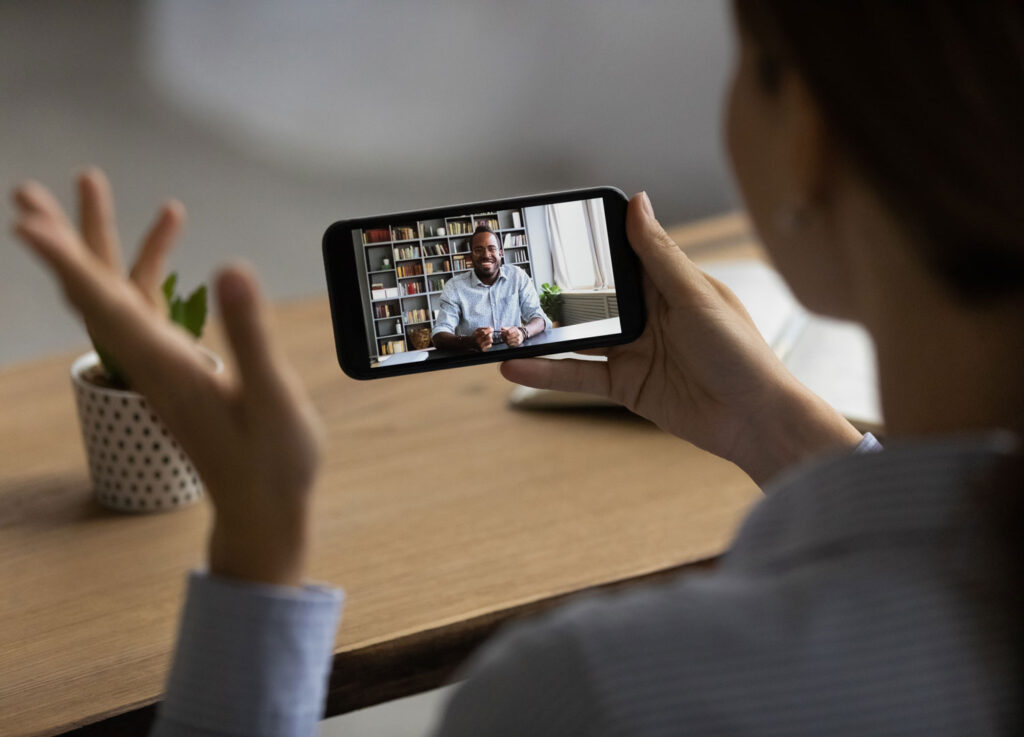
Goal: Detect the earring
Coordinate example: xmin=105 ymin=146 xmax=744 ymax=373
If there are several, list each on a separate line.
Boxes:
xmin=774 ymin=201 xmax=810 ymax=233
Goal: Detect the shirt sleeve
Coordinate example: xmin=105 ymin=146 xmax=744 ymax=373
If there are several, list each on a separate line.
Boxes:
xmin=517 ymin=272 xmax=552 ymax=329
xmin=150 ymin=570 xmax=344 ymax=737
xmin=431 ymin=284 xmax=461 ymax=337
xmin=431 ymin=616 xmax=601 ymax=737
xmin=855 ymin=432 xmax=883 ymax=454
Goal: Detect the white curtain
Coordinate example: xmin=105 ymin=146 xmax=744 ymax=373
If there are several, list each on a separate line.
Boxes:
xmin=545 ymin=203 xmax=575 ymax=289
xmin=544 ymin=200 xmax=615 ymax=290
xmin=585 ymin=198 xmax=614 ymax=288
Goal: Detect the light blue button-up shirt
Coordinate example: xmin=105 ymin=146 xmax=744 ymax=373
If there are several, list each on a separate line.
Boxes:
xmin=149 ymin=431 xmax=1022 ymax=736
xmin=430 ymin=264 xmax=551 ymax=338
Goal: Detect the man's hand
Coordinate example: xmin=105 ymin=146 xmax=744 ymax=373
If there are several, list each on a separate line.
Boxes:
xmin=500 ymin=193 xmax=862 ymax=486
xmin=11 ymin=169 xmax=323 ymax=588
xmin=501 ymin=326 xmax=525 ymax=347
xmin=471 ymin=326 xmax=494 ymax=351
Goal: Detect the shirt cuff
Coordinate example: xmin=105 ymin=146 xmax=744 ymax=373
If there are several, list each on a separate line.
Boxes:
xmin=154 ymin=570 xmax=344 ymax=737
xmin=854 ymin=432 xmax=883 ymax=454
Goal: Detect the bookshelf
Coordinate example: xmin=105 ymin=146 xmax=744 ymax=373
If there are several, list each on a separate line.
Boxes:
xmin=359 ymin=208 xmax=534 ymax=361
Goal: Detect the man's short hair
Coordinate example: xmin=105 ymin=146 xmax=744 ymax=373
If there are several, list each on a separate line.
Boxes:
xmin=469 ymin=224 xmax=501 ymax=250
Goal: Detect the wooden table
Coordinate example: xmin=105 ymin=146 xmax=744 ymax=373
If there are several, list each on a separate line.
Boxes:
xmin=0 ymin=214 xmax=762 ymax=737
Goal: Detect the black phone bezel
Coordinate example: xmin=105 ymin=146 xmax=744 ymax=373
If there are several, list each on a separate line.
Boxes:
xmin=322 ymin=186 xmax=644 ymax=380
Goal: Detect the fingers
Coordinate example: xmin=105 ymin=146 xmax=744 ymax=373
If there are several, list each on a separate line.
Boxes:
xmin=12 ymin=181 xmax=86 ymax=258
xmin=131 ymin=200 xmax=186 ymax=305
xmin=216 ymin=264 xmax=296 ymax=406
xmin=15 ymin=204 xmax=214 ymax=400
xmin=500 ymin=357 xmax=611 ymax=398
xmin=13 ymin=213 xmax=94 ymax=300
xmin=626 ymin=192 xmax=716 ymax=310
xmin=77 ymin=168 xmax=123 ymax=272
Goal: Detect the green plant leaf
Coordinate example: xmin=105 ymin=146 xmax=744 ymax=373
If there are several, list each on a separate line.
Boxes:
xmin=170 ymin=297 xmax=186 ymax=327
xmin=181 ymin=285 xmax=207 ymax=338
xmin=162 ymin=273 xmax=178 ymax=309
xmin=94 ymin=343 xmax=131 ymax=389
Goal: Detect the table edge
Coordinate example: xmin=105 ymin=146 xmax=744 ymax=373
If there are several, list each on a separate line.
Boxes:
xmin=51 ymin=556 xmax=719 ymax=737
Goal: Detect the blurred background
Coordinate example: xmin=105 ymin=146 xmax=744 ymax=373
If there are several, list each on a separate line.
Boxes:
xmin=1 ymin=0 xmax=736 ymax=367
xmin=1 ymin=1 xmax=735 ymax=733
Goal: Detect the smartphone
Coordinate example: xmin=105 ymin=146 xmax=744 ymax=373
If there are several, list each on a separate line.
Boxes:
xmin=322 ymin=186 xmax=644 ymax=380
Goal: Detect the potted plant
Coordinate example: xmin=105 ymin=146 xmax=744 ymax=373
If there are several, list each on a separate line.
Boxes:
xmin=539 ymin=282 xmax=563 ymax=327
xmin=70 ymin=273 xmax=219 ymax=513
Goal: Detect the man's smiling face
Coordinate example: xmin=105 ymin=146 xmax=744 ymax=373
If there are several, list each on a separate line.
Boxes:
xmin=470 ymin=232 xmax=502 ymax=281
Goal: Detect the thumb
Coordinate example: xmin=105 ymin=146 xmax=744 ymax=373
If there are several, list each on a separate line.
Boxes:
xmin=216 ymin=264 xmax=292 ymax=404
xmin=626 ymin=192 xmax=715 ymax=309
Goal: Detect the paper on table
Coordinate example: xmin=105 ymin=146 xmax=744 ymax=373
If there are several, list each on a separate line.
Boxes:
xmin=509 ymin=259 xmax=882 ymax=428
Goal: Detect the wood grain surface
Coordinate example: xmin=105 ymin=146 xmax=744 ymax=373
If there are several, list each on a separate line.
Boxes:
xmin=0 ymin=214 xmax=761 ymax=736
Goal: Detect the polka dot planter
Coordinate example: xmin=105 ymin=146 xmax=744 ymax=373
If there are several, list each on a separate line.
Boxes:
xmin=70 ymin=350 xmax=221 ymax=514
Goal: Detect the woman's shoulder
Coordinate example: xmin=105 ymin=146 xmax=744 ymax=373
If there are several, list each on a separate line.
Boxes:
xmin=435 ymin=432 xmax=1019 ymax=736
xmin=728 ymin=430 xmax=1019 ymax=569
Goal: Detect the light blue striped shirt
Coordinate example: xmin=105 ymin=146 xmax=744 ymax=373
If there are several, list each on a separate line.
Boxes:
xmin=430 ymin=265 xmax=551 ymax=338
xmin=149 ymin=431 xmax=1021 ymax=735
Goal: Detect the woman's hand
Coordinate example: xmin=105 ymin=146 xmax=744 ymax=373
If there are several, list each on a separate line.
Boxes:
xmin=501 ymin=193 xmax=862 ymax=485
xmin=11 ymin=169 xmax=323 ymax=586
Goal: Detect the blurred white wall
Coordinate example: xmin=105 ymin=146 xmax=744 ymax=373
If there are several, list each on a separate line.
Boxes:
xmin=143 ymin=0 xmax=736 ymax=211
xmin=1 ymin=0 xmax=737 ymax=366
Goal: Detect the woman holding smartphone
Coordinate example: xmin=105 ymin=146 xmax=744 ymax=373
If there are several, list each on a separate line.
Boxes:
xmin=11 ymin=1 xmax=1022 ymax=734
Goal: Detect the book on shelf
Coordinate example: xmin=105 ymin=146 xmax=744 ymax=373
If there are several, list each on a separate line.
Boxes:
xmin=424 ymin=260 xmax=453 ymax=275
xmin=371 ymin=282 xmax=385 ymax=299
xmin=396 ymin=263 xmax=424 ymax=277
xmin=373 ymin=303 xmax=397 ymax=318
xmin=394 ymin=245 xmax=420 ymax=260
xmin=392 ymin=227 xmax=416 ymax=241
xmin=401 ymin=281 xmax=425 ymax=296
xmin=363 ymin=228 xmax=391 ymax=244
xmin=379 ymin=339 xmax=406 ymax=356
xmin=404 ymin=308 xmax=429 ymax=323
xmin=475 ymin=217 xmax=499 ymax=231
xmin=509 ymin=252 xmax=528 ymax=264
xmin=452 ymin=254 xmax=469 ymax=270
xmin=424 ymin=242 xmax=449 ymax=256
xmin=512 ymin=211 xmax=522 ymax=228
xmin=428 ymin=276 xmax=448 ymax=292
xmin=502 ymin=233 xmax=526 ymax=248
xmin=446 ymin=220 xmax=472 ymax=235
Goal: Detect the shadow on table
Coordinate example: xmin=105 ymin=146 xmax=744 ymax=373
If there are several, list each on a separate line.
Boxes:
xmin=0 ymin=473 xmax=113 ymax=530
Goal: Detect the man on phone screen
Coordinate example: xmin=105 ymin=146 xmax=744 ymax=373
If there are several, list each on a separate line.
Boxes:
xmin=431 ymin=225 xmax=551 ymax=352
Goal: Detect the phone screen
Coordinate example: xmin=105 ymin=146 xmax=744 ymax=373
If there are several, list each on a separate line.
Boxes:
xmin=323 ymin=187 xmax=643 ymax=379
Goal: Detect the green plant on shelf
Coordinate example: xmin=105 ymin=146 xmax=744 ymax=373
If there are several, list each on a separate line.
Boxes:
xmin=539 ymin=282 xmax=562 ymax=324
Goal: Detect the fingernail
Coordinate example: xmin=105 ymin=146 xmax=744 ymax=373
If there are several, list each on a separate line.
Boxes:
xmin=640 ymin=191 xmax=655 ymax=218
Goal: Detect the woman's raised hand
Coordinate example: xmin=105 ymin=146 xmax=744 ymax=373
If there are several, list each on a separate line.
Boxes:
xmin=501 ymin=193 xmax=862 ymax=485
xmin=11 ymin=169 xmax=323 ymax=586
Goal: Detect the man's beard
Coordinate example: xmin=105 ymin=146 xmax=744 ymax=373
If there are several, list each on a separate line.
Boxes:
xmin=474 ymin=259 xmax=500 ymax=280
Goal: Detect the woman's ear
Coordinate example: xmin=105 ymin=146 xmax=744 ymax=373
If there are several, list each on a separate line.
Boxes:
xmin=780 ymin=70 xmax=836 ymax=214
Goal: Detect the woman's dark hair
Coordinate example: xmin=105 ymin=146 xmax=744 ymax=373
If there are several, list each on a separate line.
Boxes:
xmin=733 ymin=0 xmax=1024 ymax=303
xmin=733 ymin=0 xmax=1024 ymax=724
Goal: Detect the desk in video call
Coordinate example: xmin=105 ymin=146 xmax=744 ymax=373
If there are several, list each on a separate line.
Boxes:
xmin=379 ymin=317 xmax=622 ymax=366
